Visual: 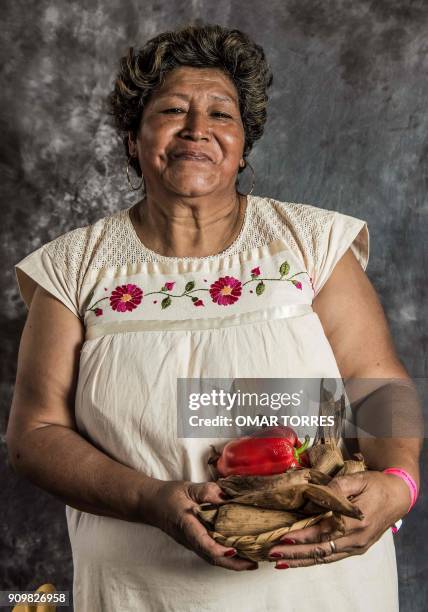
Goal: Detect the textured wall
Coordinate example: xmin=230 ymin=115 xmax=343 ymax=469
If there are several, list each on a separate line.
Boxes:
xmin=1 ymin=1 xmax=427 ymax=610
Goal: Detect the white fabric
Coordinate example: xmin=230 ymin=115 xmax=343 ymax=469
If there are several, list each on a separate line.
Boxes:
xmin=14 ymin=194 xmax=398 ymax=612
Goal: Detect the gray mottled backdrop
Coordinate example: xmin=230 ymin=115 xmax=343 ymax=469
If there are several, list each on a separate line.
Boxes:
xmin=1 ymin=1 xmax=427 ymax=610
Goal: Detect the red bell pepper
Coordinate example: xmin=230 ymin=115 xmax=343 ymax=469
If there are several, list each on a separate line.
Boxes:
xmin=251 ymin=425 xmax=311 ymax=468
xmin=251 ymin=425 xmax=299 ymax=446
xmin=215 ymin=432 xmax=311 ymax=477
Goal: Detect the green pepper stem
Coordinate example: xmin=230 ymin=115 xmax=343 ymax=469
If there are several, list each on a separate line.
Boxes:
xmin=294 ymin=435 xmax=310 ymax=459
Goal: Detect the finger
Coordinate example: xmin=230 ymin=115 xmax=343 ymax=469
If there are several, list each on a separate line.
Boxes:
xmin=188 ymin=482 xmax=225 ymax=505
xmin=183 ymin=512 xmax=258 ymax=571
xmin=327 ymin=472 xmax=368 ymax=500
xmin=274 ymin=551 xmax=350 ymax=568
xmin=269 ymin=539 xmax=335 ymax=562
xmin=277 ymin=511 xmax=362 ymax=545
xmin=276 ymin=517 xmax=344 ymax=545
xmin=269 ymin=531 xmax=370 ymax=561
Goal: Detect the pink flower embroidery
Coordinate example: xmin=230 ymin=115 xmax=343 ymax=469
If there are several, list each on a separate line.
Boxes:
xmin=95 ymin=308 xmax=103 ymax=316
xmin=164 ymin=281 xmax=175 ymax=291
xmin=110 ymin=284 xmax=143 ymax=312
xmin=194 ymin=299 xmax=204 ymax=307
xmin=209 ymin=276 xmax=242 ymax=306
xmin=292 ymin=280 xmax=303 ymax=290
xmin=251 ymin=266 xmax=261 ymax=276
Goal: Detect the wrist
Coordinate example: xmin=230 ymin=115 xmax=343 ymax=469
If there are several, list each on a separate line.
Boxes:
xmin=132 ymin=475 xmax=165 ymax=525
xmin=383 ymin=467 xmax=419 ymax=515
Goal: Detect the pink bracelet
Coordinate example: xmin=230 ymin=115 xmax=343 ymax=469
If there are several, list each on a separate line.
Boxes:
xmin=383 ymin=468 xmax=419 ymax=513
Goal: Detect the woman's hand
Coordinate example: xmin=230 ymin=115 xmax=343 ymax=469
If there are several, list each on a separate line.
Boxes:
xmin=147 ymin=479 xmax=259 ymax=571
xmin=267 ymin=470 xmax=411 ymax=568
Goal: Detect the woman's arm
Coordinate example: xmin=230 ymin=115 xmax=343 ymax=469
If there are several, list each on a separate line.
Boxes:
xmin=312 ymin=247 xmax=423 ymax=488
xmin=6 ymin=285 xmax=160 ymax=523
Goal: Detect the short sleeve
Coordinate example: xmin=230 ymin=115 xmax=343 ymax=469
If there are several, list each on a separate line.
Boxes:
xmin=14 ymin=243 xmax=82 ymax=320
xmin=311 ymin=210 xmax=370 ymax=297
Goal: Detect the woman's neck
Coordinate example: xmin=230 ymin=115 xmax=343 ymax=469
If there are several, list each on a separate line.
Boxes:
xmin=130 ymin=191 xmax=248 ymax=258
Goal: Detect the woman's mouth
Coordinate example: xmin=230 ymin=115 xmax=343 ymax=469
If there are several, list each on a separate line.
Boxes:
xmin=170 ymin=151 xmax=212 ymax=162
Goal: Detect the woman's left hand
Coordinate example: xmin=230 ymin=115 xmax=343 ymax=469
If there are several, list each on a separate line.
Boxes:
xmin=267 ymin=470 xmax=411 ymax=568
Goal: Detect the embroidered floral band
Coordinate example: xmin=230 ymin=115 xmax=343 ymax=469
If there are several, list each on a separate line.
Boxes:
xmin=82 ymin=248 xmax=315 ymax=338
xmin=86 ymin=261 xmax=314 ymax=317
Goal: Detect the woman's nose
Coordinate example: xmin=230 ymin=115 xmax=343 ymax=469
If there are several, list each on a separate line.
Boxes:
xmin=180 ymin=109 xmax=210 ymax=140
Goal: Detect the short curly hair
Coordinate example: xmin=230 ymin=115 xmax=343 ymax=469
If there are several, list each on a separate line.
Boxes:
xmin=107 ymin=22 xmax=273 ymax=177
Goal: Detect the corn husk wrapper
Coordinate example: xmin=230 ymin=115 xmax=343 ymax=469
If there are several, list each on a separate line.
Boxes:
xmin=218 ymin=482 xmax=363 ymax=518
xmin=196 ymin=503 xmax=301 ymax=536
xmin=207 ymin=511 xmax=346 ymax=563
xmin=308 ymin=441 xmax=344 ymax=475
xmin=217 ymin=468 xmax=332 ymax=496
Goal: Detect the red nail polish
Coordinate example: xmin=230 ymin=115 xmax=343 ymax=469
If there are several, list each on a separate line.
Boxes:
xmin=247 ymin=564 xmax=258 ymax=570
xmin=280 ymin=538 xmax=296 ymax=545
xmin=224 ymin=549 xmax=236 ymax=557
xmin=275 ymin=562 xmax=290 ymax=570
xmin=219 ymin=492 xmax=228 ymax=499
xmin=269 ymin=552 xmax=283 ymax=559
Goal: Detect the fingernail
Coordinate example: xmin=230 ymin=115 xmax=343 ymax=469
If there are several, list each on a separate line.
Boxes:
xmin=275 ymin=562 xmax=290 ymax=570
xmin=269 ymin=552 xmax=283 ymax=559
xmin=219 ymin=492 xmax=228 ymax=499
xmin=224 ymin=548 xmax=236 ymax=557
xmin=247 ymin=564 xmax=258 ymax=570
xmin=280 ymin=537 xmax=296 ymax=544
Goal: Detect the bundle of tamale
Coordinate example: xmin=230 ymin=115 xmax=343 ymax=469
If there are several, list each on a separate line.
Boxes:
xmin=196 ymin=443 xmax=367 ymax=562
xmin=196 ymin=381 xmax=367 ymax=562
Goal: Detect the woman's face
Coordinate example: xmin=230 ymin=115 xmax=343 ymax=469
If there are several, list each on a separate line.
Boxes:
xmin=128 ymin=66 xmax=246 ymax=198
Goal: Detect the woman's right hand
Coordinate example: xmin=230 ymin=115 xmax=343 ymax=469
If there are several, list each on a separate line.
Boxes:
xmin=146 ymin=479 xmax=259 ymax=571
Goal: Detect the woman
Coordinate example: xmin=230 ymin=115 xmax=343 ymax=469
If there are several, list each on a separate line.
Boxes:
xmin=7 ymin=23 xmax=422 ymax=612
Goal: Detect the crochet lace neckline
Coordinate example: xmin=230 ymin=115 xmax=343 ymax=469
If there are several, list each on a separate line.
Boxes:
xmin=123 ymin=194 xmax=255 ymax=262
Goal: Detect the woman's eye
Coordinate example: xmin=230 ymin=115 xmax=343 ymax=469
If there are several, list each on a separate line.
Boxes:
xmin=163 ymin=108 xmax=184 ymax=113
xmin=162 ymin=108 xmax=231 ymax=118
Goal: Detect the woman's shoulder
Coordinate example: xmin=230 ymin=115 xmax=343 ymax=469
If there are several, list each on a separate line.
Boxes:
xmin=253 ymin=194 xmax=336 ymax=230
xmin=14 ymin=206 xmax=130 ymax=318
xmin=42 ymin=205 xmax=129 ymax=270
xmin=250 ymin=194 xmax=337 ymax=257
xmin=254 ymin=193 xmax=367 ymax=245
xmin=252 ymin=194 xmax=369 ymax=295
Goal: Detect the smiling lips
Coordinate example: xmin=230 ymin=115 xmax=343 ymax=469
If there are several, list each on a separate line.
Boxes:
xmin=170 ymin=150 xmax=212 ymax=162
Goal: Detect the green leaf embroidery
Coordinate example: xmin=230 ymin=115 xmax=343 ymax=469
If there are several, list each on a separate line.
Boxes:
xmin=185 ymin=281 xmax=195 ymax=292
xmin=256 ymin=281 xmax=265 ymax=296
xmin=191 ymin=296 xmax=199 ymax=303
xmin=161 ymin=296 xmax=172 ymax=309
xmin=279 ymin=261 xmax=290 ymax=276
